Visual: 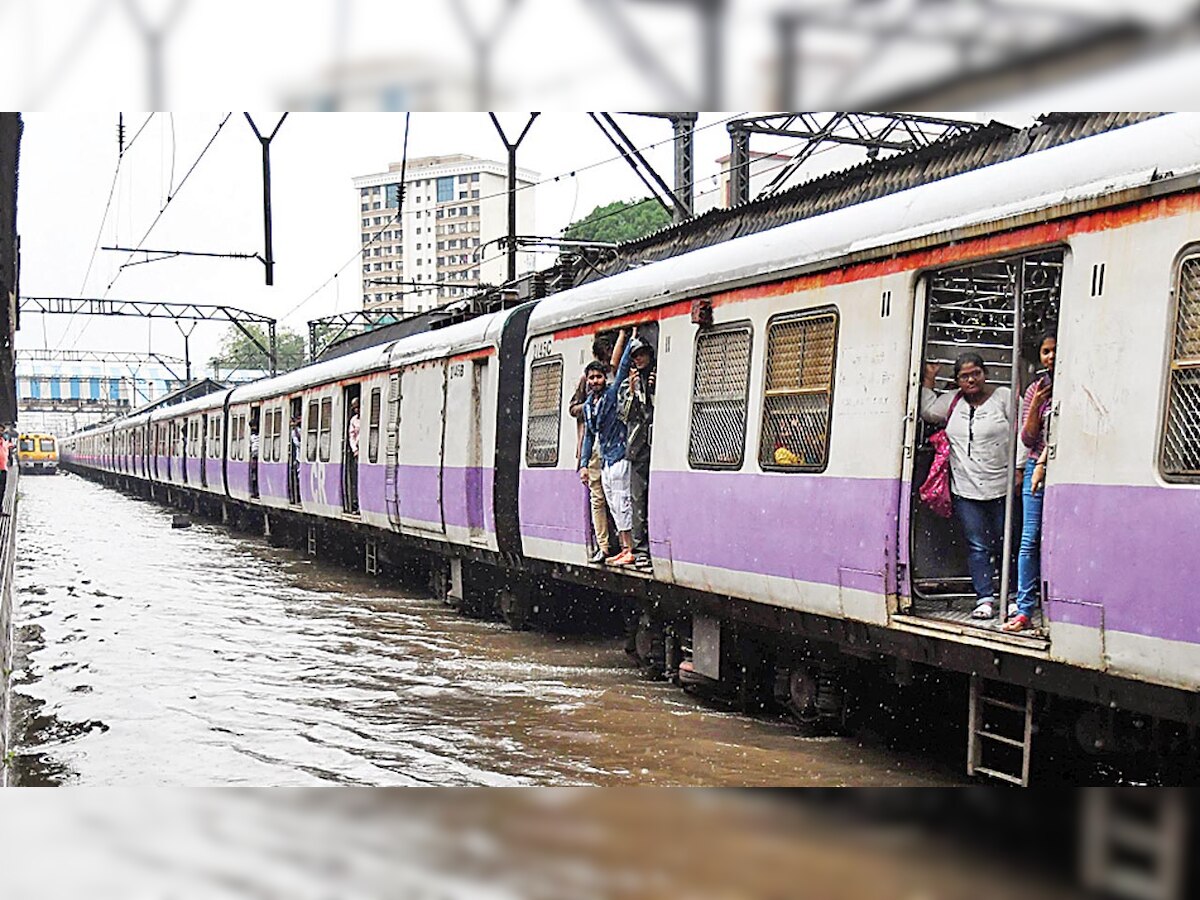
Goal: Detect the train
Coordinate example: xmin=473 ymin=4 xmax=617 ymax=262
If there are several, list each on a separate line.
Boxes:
xmin=17 ymin=432 xmax=58 ymax=473
xmin=60 ymin=114 xmax=1200 ymax=784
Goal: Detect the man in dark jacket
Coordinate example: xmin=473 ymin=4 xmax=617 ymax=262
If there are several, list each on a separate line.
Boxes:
xmin=618 ymin=338 xmax=655 ymax=569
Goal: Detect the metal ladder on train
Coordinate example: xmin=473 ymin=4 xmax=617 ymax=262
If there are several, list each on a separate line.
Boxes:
xmin=1081 ymin=790 xmax=1187 ymax=900
xmin=967 ymin=675 xmax=1034 ymax=786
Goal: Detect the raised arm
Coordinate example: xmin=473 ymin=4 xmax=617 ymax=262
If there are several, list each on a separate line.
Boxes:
xmin=611 ymin=330 xmax=635 ymax=397
xmin=610 ymin=328 xmax=629 ymax=372
xmin=919 ymin=363 xmax=955 ymax=425
xmin=1021 ymin=379 xmax=1051 ymax=448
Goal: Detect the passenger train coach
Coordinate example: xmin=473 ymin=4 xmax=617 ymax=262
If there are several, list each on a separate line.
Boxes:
xmin=62 ymin=115 xmax=1200 ymax=783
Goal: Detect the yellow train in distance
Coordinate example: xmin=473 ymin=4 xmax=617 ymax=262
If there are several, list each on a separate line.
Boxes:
xmin=17 ymin=432 xmax=59 ymax=474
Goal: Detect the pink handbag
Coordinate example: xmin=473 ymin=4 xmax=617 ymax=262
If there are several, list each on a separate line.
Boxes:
xmin=918 ymin=392 xmax=962 ymax=519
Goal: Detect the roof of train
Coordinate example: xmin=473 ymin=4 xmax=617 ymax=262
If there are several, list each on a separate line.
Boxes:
xmin=224 ymin=305 xmax=508 ymax=404
xmin=526 ymin=113 xmax=1200 ymax=337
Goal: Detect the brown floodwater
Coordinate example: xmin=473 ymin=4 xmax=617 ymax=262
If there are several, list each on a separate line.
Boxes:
xmin=8 ymin=472 xmax=963 ymax=786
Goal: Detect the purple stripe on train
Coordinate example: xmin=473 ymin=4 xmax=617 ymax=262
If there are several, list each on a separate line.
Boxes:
xmin=1044 ymin=482 xmax=1200 ymax=645
xmin=650 ymin=470 xmax=898 ymax=595
xmin=391 ymin=464 xmax=494 ymax=531
xmin=519 ymin=467 xmax=593 ymax=545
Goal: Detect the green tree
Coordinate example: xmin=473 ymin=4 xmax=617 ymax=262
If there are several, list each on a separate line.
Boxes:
xmin=209 ymin=324 xmax=307 ymax=374
xmin=563 ymin=197 xmax=670 ymax=245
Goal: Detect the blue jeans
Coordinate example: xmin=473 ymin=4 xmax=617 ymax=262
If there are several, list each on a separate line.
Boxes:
xmin=953 ymin=494 xmax=1006 ymax=605
xmin=1015 ymin=464 xmax=1043 ymax=618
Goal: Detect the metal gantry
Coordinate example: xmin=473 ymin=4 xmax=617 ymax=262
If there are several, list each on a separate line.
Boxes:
xmin=726 ymin=112 xmax=984 ymax=206
xmin=19 ymin=296 xmax=278 ymax=379
xmin=307 ymin=309 xmax=413 ymax=362
xmin=590 ymin=112 xmax=697 ymax=223
xmin=17 ymin=348 xmax=187 ymax=384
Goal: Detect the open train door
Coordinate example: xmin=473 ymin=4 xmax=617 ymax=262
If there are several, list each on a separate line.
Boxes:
xmin=899 ymin=249 xmax=1062 ymax=634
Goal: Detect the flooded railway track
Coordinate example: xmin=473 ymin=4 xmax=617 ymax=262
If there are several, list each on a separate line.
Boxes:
xmin=7 ymin=472 xmax=963 ymax=786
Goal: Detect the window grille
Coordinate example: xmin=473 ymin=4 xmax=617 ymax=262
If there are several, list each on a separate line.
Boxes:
xmin=758 ymin=310 xmax=838 ymax=470
xmin=689 ymin=325 xmax=752 ymax=468
xmin=525 ymin=358 xmax=562 ymax=467
xmin=368 ymin=389 xmax=381 ymax=463
xmin=318 ymin=398 xmax=333 ymax=461
xmin=306 ymin=400 xmax=319 ymax=462
xmin=1163 ymin=256 xmax=1200 ymax=477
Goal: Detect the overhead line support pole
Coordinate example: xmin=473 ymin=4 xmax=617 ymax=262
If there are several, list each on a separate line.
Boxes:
xmin=489 ymin=113 xmax=540 ymax=285
xmin=244 ymin=113 xmax=288 ymax=286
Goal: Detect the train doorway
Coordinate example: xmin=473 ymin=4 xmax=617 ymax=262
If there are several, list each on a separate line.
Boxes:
xmin=249 ymin=405 xmax=260 ymax=499
xmin=181 ymin=418 xmax=190 ymax=485
xmin=342 ymin=384 xmax=361 ymax=515
xmin=288 ymin=397 xmax=302 ymax=505
xmin=466 ymin=359 xmax=487 ymax=545
xmin=903 ymin=248 xmax=1062 ymax=634
xmin=200 ymin=414 xmax=209 ymax=488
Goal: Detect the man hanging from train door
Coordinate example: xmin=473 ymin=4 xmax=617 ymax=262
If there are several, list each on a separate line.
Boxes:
xmin=578 ymin=328 xmax=637 ymax=567
xmin=619 ymin=337 xmax=655 ymax=570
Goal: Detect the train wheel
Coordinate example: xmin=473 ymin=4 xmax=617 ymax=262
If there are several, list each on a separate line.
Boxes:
xmin=498 ymin=587 xmax=533 ymax=631
xmin=631 ymin=612 xmax=665 ymax=677
xmin=783 ymin=665 xmax=845 ymax=732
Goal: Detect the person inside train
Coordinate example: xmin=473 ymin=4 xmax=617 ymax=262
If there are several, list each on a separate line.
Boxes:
xmin=570 ymin=333 xmax=621 ymax=562
xmin=347 ymin=397 xmax=361 ymax=514
xmin=1004 ymin=329 xmax=1057 ymax=633
xmin=921 ymin=352 xmax=1014 ymax=621
xmin=248 ymin=412 xmax=260 ymax=498
xmin=578 ymin=327 xmax=638 ymax=567
xmin=618 ymin=336 xmax=655 ymax=570
xmin=289 ymin=414 xmax=302 ymax=504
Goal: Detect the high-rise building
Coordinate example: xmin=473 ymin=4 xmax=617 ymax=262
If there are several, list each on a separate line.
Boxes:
xmin=352 ymin=154 xmax=537 ymax=313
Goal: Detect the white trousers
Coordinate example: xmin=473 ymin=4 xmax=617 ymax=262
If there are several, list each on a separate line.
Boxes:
xmin=600 ymin=458 xmax=633 ymax=533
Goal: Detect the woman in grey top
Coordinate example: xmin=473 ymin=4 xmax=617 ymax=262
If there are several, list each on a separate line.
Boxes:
xmin=921 ymin=352 xmax=1013 ymax=620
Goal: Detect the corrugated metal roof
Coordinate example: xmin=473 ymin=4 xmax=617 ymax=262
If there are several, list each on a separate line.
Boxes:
xmin=585 ymin=112 xmax=1160 ymax=281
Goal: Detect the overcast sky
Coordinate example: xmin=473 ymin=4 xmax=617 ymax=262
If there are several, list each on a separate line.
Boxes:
xmin=17 ymin=112 xmax=770 ymax=367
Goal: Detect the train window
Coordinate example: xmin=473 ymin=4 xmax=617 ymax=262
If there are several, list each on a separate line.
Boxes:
xmin=525 ymin=358 xmax=563 ymax=467
xmin=688 ymin=324 xmax=753 ymax=469
xmin=318 ymin=397 xmax=333 ymax=461
xmin=758 ymin=309 xmax=838 ymax=472
xmin=367 ymin=388 xmax=381 ymax=463
xmin=1163 ymin=254 xmax=1200 ymax=478
xmin=306 ymin=400 xmax=318 ymax=462
xmin=274 ymin=409 xmax=284 ymax=461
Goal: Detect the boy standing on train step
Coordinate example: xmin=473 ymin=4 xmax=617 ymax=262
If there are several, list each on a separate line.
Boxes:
xmin=579 ymin=328 xmax=636 ymax=566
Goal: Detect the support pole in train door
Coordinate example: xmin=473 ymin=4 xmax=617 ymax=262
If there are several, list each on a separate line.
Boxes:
xmin=175 ymin=320 xmax=197 ymax=384
xmin=244 ymin=113 xmax=288 ymax=286
xmin=996 ymin=262 xmax=1024 ymax=623
xmin=489 ymin=113 xmax=539 ymax=285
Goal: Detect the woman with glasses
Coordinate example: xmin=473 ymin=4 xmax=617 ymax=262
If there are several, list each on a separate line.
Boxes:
xmin=920 ymin=352 xmax=1013 ymax=621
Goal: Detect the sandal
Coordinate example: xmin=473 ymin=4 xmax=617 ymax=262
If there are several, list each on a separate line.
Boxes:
xmin=1001 ymin=614 xmax=1031 ymax=633
xmin=971 ymin=600 xmax=995 ymax=620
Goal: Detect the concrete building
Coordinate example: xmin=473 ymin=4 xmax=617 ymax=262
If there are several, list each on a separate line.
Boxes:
xmin=15 ymin=358 xmax=185 ymax=436
xmin=352 ymin=154 xmax=537 ymax=313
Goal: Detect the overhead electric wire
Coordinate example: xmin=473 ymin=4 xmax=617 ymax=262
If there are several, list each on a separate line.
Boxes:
xmin=104 ymin=111 xmax=233 ymax=297
xmin=283 ymin=112 xmax=412 ymax=322
xmin=286 ymin=112 xmax=745 ymax=324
